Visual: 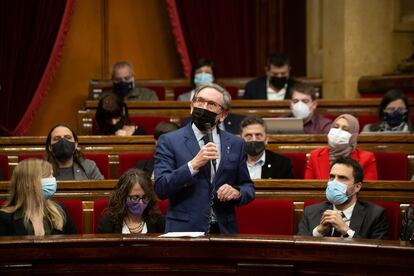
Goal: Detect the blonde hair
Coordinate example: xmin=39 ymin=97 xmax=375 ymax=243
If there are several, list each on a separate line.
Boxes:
xmin=2 ymin=159 xmax=65 ymax=231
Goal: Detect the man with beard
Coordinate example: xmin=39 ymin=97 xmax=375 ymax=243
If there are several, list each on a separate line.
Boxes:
xmin=298 ymin=156 xmax=387 ymax=239
xmin=243 ymin=53 xmax=295 ymax=100
xmin=154 ymin=84 xmax=255 ymax=234
xmin=240 ymin=116 xmax=293 ymax=179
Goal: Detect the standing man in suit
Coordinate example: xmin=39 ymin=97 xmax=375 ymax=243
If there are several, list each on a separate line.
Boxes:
xmin=298 ymin=156 xmax=387 ymax=239
xmin=243 ymin=53 xmax=295 ymax=100
xmin=154 ymin=83 xmax=255 ymax=234
xmin=240 ymin=116 xmax=293 ymax=179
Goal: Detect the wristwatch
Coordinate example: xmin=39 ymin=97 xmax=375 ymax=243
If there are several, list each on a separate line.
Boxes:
xmin=343 ymin=229 xmax=353 ymax=238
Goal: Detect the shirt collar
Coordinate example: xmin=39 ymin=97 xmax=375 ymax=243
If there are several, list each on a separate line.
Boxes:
xmin=192 ymin=123 xmax=219 ymax=141
xmin=333 ymin=201 xmax=356 ymax=220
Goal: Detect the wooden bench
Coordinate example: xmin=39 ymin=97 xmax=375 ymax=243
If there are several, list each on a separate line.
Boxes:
xmin=358 ymin=73 xmax=414 ymax=97
xmin=77 ymin=98 xmax=414 ymax=135
xmin=1 ymin=179 xmax=412 ymax=235
xmin=0 ymin=234 xmax=412 ymax=274
xmin=89 ymin=77 xmax=323 ymax=100
xmin=1 ymin=134 xmax=414 ymax=179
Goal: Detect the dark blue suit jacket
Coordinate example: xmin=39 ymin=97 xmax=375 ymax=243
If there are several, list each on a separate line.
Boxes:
xmin=154 ymin=124 xmax=255 ymax=233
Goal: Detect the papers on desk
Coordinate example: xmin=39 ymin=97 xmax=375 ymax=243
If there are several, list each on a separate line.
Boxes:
xmin=159 ymin=232 xmax=205 ymax=238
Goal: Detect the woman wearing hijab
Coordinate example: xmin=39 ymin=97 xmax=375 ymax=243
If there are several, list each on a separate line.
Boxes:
xmin=305 ymin=114 xmax=378 ymax=180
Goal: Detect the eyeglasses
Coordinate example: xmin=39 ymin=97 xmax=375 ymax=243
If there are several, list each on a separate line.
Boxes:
xmin=127 ymin=195 xmax=148 ymax=203
xmin=192 ymin=96 xmax=224 ymax=112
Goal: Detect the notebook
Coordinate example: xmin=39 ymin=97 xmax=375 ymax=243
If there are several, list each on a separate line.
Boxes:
xmin=263 ymin=117 xmax=304 ymax=134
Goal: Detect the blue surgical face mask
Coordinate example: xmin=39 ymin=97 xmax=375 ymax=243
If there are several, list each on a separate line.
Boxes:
xmin=326 ymin=180 xmax=349 ymax=205
xmin=41 ymin=177 xmax=57 ymax=199
xmin=194 ymin=72 xmax=214 ymax=87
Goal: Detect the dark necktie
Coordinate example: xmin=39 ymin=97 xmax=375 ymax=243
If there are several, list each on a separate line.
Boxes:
xmin=331 ymin=212 xmax=346 ymax=237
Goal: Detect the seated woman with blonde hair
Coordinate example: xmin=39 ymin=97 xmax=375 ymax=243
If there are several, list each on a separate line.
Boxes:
xmin=305 ymin=114 xmax=378 ymax=180
xmin=0 ymin=159 xmax=77 ymax=235
xmin=98 ymin=168 xmax=165 ymax=234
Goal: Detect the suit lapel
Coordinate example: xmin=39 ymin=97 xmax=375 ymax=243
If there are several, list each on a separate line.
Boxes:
xmin=213 ymin=130 xmax=231 ymax=183
xmin=183 ymin=124 xmax=200 ymax=158
xmin=349 ymin=200 xmax=365 ymax=234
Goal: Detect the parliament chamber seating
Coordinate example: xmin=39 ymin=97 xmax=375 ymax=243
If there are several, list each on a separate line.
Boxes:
xmin=92 ymin=115 xmax=171 ymax=135
xmin=93 ymin=199 xmax=168 ymax=233
xmin=236 ymin=199 xmax=294 ymax=235
xmin=0 ymin=155 xmax=9 ymax=180
xmin=118 ymin=153 xmax=153 ymax=177
xmin=92 ymin=199 xmax=108 ymax=233
xmin=374 ymin=152 xmax=408 ymax=180
xmin=282 ymin=152 xmax=307 ymax=179
xmin=55 ymin=199 xmax=84 ymax=234
xmin=304 ymin=200 xmax=401 ymax=240
xmin=145 ymin=86 xmax=166 ymax=100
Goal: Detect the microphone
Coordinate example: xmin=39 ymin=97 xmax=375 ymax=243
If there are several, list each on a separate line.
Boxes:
xmin=204 ymin=123 xmax=217 ymax=172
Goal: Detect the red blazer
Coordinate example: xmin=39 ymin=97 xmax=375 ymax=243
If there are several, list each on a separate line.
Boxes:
xmin=304 ymin=147 xmax=378 ymax=180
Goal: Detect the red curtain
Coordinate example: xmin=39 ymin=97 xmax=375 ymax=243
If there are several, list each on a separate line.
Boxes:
xmin=166 ymin=0 xmax=306 ymax=78
xmin=0 ymin=0 xmax=75 ymax=136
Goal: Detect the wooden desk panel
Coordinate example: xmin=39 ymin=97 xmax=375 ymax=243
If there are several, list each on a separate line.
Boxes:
xmin=0 ymin=234 xmax=412 ymax=274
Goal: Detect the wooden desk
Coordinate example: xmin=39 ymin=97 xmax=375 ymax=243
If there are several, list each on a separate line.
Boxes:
xmin=1 ymin=134 xmax=414 ymax=179
xmin=78 ymin=98 xmax=414 ymax=134
xmin=1 ymin=179 xmax=413 ymax=234
xmin=0 ymin=234 xmax=412 ymax=274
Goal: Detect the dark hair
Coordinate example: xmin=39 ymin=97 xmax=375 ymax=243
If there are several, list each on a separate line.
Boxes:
xmin=370 ymin=89 xmax=410 ymax=131
xmin=107 ymin=168 xmax=161 ymax=229
xmin=331 ymin=156 xmax=364 ymax=184
xmin=154 ymin=121 xmax=179 ymax=140
xmin=240 ymin=116 xmax=267 ymax=133
xmin=45 ymin=124 xmax=86 ymax=177
xmin=266 ymin=53 xmax=290 ymax=68
xmin=290 ymin=82 xmax=317 ymax=101
xmin=190 ymin=58 xmax=216 ymax=88
xmin=95 ymin=93 xmax=130 ymax=135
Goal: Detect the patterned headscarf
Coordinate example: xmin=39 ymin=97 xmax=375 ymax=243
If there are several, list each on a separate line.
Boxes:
xmin=329 ymin=114 xmax=359 ymax=164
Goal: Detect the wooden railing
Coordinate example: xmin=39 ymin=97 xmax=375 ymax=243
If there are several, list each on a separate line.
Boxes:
xmin=0 ymin=234 xmax=413 ymax=274
xmin=1 ymin=179 xmax=412 ymax=234
xmin=1 ymin=134 xmax=413 ymax=179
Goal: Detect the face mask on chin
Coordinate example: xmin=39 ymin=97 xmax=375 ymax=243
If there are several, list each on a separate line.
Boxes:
xmin=291 ymin=101 xmax=311 ymax=119
xmin=191 ymin=107 xmax=219 ymax=131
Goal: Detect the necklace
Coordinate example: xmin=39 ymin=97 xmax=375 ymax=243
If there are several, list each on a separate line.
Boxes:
xmin=126 ymin=220 xmax=144 ymax=233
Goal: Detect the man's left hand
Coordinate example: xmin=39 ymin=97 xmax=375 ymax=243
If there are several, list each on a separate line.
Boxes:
xmin=217 ymin=184 xmax=241 ymax=202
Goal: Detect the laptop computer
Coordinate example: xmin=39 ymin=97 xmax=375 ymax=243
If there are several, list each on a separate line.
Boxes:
xmin=263 ymin=117 xmax=304 ymax=134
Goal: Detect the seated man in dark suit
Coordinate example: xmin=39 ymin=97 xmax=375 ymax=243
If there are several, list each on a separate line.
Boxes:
xmin=298 ymin=156 xmax=388 ymax=239
xmin=240 ymin=116 xmax=293 ymax=179
xmin=243 ymin=53 xmax=295 ymax=100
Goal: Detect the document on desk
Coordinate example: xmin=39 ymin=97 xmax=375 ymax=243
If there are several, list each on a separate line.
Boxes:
xmin=159 ymin=232 xmax=205 ymax=238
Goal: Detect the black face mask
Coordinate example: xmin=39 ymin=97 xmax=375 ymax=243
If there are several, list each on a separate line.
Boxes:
xmin=104 ymin=118 xmax=125 ymax=135
xmin=51 ymin=139 xmax=76 ymax=162
xmin=269 ymin=76 xmax=287 ymax=90
xmin=384 ymin=109 xmax=407 ymax=127
xmin=113 ymin=81 xmax=133 ymax=98
xmin=245 ymin=141 xmax=266 ymax=156
xmin=191 ymin=107 xmax=219 ymax=131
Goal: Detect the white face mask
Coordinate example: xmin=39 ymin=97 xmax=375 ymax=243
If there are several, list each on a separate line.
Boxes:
xmin=291 ymin=101 xmax=311 ymax=119
xmin=327 ymin=127 xmax=352 ymax=147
